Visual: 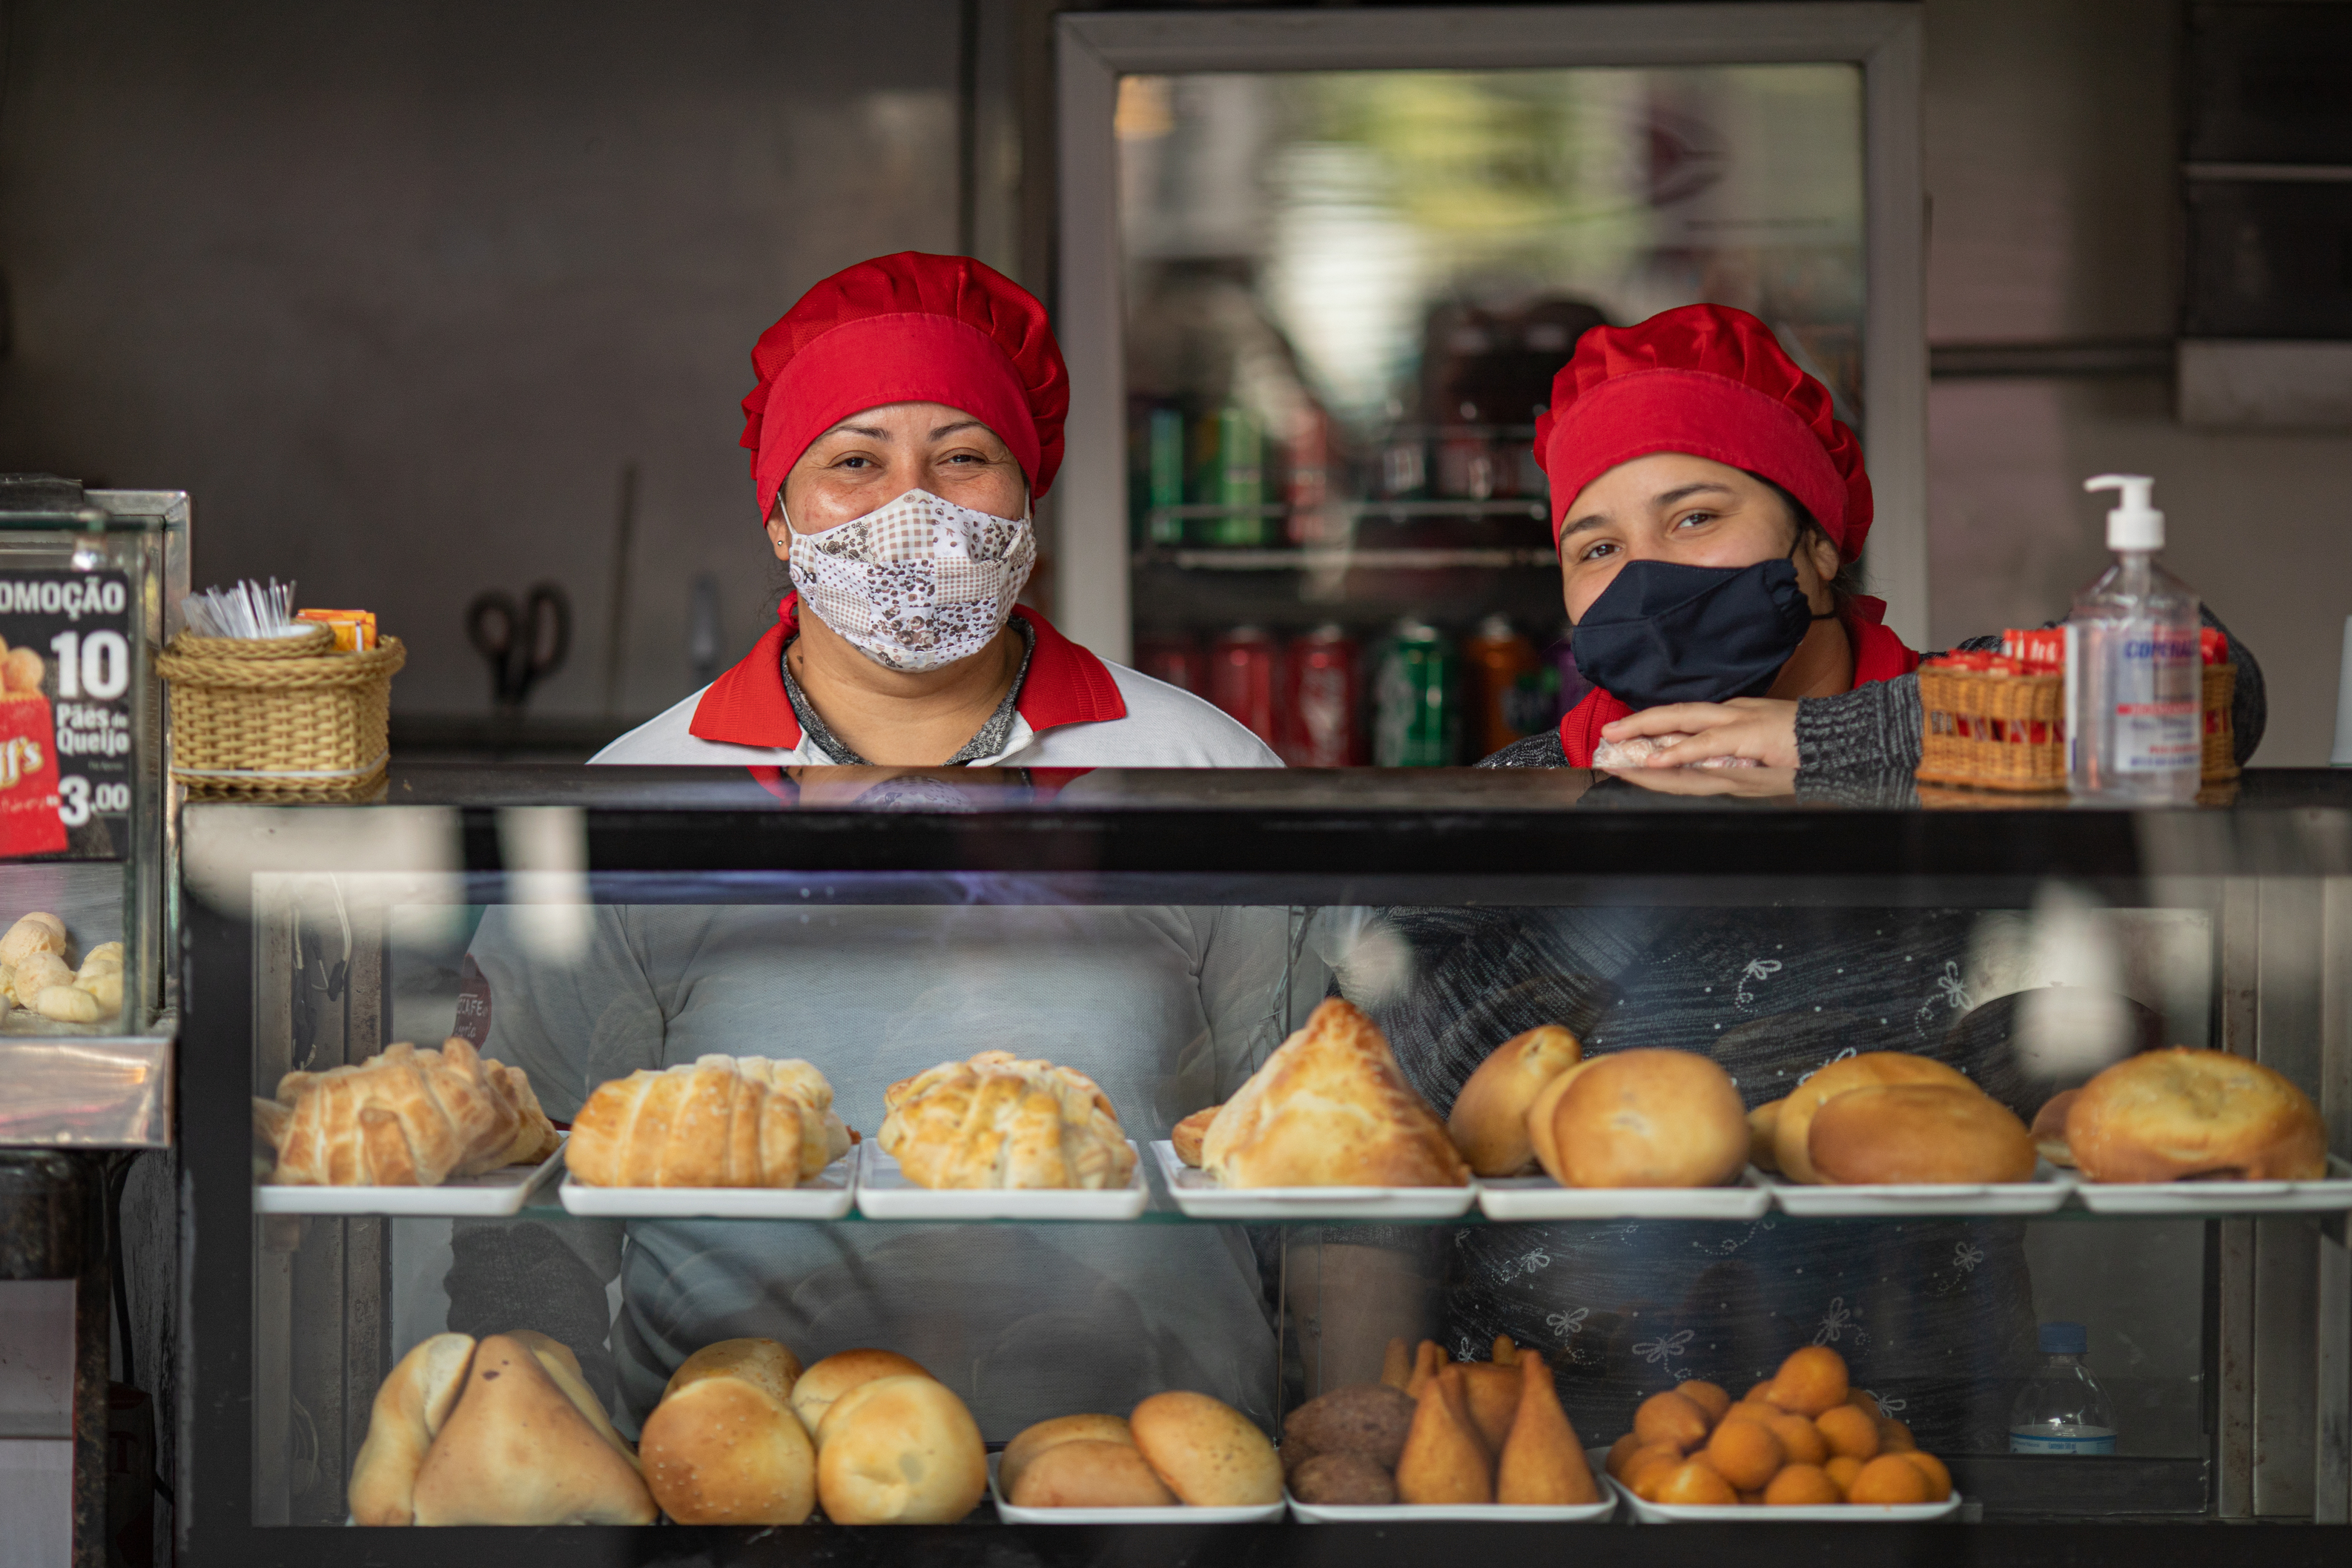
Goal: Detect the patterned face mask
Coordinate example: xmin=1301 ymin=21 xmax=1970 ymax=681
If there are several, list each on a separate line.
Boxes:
xmin=785 ymin=488 xmax=1035 ymax=672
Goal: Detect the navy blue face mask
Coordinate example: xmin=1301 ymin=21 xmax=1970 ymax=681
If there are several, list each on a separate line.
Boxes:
xmin=1568 ymin=542 xmax=1821 ymax=709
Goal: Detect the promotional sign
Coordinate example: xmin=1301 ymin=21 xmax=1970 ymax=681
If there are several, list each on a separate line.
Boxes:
xmin=0 ymin=572 xmax=134 ymax=859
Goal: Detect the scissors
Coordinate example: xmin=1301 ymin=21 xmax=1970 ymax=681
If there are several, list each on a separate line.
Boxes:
xmin=466 ymin=582 xmax=572 ymax=715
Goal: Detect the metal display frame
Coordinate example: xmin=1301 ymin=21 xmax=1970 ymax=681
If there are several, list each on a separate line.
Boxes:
xmin=1052 ymin=3 xmax=1929 ymax=664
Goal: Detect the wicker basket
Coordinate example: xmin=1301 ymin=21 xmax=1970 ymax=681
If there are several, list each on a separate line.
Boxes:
xmin=1915 ymin=663 xmax=2066 ymax=793
xmin=2202 ymin=662 xmax=2239 ymax=784
xmin=159 ymin=625 xmax=405 ymax=798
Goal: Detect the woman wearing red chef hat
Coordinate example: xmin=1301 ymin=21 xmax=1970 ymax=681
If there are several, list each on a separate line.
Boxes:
xmin=595 ymin=251 xmax=1276 ymax=768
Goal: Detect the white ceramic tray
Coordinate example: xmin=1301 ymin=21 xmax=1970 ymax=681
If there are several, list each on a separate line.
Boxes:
xmin=254 ymin=1139 xmax=567 ymax=1217
xmin=2069 ymin=1154 xmax=2352 ymax=1215
xmin=1150 ymin=1141 xmax=1478 ymax=1221
xmin=1477 ymin=1165 xmax=1772 ymax=1221
xmin=1760 ymin=1161 xmax=2072 ymax=1217
xmin=854 ymin=1142 xmax=1149 ymax=1220
xmin=1287 ymin=1489 xmax=1616 ymax=1524
xmin=988 ymin=1454 xmax=1284 ymax=1524
xmin=1590 ymin=1453 xmax=1958 ymax=1524
xmin=558 ymin=1150 xmax=855 ymax=1219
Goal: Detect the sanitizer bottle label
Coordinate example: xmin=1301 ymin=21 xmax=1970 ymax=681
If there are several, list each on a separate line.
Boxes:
xmin=2112 ymin=623 xmax=2199 ymax=774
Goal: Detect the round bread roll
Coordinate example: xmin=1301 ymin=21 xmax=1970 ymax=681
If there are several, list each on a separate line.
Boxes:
xmin=1524 ymin=1057 xmax=1596 ymax=1179
xmin=1808 ymin=1084 xmax=2035 ymax=1185
xmin=2031 ymin=1090 xmax=2080 ymax=1167
xmin=1539 ymin=1049 xmax=1746 ymax=1189
xmin=1129 ymin=1391 xmax=1282 ymax=1506
xmin=1008 ymin=1439 xmax=1177 ymax=1509
xmin=1000 ymin=1412 xmax=1132 ymax=1496
xmin=813 ymin=1375 xmax=987 ymax=1524
xmin=640 ymin=1338 xmax=814 ymax=1524
xmin=1447 ymin=1025 xmax=1582 ymax=1177
xmin=788 ymin=1349 xmax=931 ymax=1439
xmin=1774 ymin=1053 xmax=1974 ymax=1184
xmin=1281 ymin=1383 xmax=1414 ymax=1471
xmin=1748 ymin=1099 xmax=1783 ymax=1173
xmin=1291 ymin=1451 xmax=1397 ymax=1506
xmin=2066 ymin=1047 xmax=2327 ymax=1182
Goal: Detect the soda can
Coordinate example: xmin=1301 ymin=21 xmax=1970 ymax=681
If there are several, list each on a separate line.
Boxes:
xmin=1463 ymin=612 xmax=1541 ymax=758
xmin=1209 ymin=625 xmax=1283 ymax=747
xmin=1146 ymin=406 xmax=1186 ymax=545
xmin=1209 ymin=403 xmax=1266 ymax=547
xmin=1283 ymin=623 xmax=1361 ymax=766
xmin=1133 ymin=635 xmax=1206 ymax=696
xmin=1372 ymin=618 xmax=1458 ymax=767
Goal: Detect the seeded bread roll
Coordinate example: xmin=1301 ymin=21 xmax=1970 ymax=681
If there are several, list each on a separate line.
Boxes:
xmin=1446 ymin=1025 xmax=1582 ymax=1177
xmin=2067 ymin=1048 xmax=2327 ymax=1182
xmin=813 ymin=1375 xmax=987 ymax=1524
xmin=1129 ymin=1391 xmax=1282 ymax=1506
xmin=638 ymin=1338 xmax=814 ymax=1525
xmin=1808 ymin=1083 xmax=2035 ymax=1185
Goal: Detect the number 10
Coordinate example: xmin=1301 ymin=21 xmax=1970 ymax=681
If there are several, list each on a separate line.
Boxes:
xmin=49 ymin=630 xmax=130 ymax=701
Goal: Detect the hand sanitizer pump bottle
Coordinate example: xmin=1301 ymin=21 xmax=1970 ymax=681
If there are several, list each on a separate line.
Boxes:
xmin=2066 ymin=474 xmax=2201 ymax=804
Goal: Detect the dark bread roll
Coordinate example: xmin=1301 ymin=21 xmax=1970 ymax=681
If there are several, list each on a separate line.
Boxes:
xmin=1281 ymin=1384 xmax=1416 ymax=1471
xmin=1291 ymin=1451 xmax=1397 ymax=1505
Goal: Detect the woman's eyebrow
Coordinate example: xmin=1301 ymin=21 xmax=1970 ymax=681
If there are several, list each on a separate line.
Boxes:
xmin=821 ymin=421 xmax=893 ymax=440
xmin=926 ymin=419 xmax=986 ymax=440
xmin=1651 ymin=482 xmax=1737 ymax=509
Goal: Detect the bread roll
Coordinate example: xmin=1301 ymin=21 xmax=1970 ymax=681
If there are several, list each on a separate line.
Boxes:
xmin=1748 ymin=1099 xmax=1783 ymax=1173
xmin=1525 ymin=1058 xmax=1596 ymax=1178
xmin=2032 ymin=1089 xmax=2079 ymax=1167
xmin=411 ymin=1333 xmax=654 ymax=1525
xmin=1008 ymin=1439 xmax=1176 ymax=1508
xmin=878 ymin=1055 xmax=1134 ymax=1190
xmin=348 ymin=1334 xmax=475 ymax=1526
xmin=1538 ymin=1049 xmax=1747 ymax=1188
xmin=640 ymin=1338 xmax=814 ymax=1524
xmin=1290 ymin=1451 xmax=1396 ymax=1505
xmin=2067 ymin=1047 xmax=2327 ymax=1182
xmin=0 ymin=912 xmax=65 ymax=970
xmin=1001 ymin=1413 xmax=1132 ymax=1496
xmin=1281 ymin=1384 xmax=1413 ymax=1471
xmin=1447 ymin=1025 xmax=1582 ymax=1177
xmin=1774 ymin=1053 xmax=1975 ymax=1184
xmin=1201 ymin=999 xmax=1469 ymax=1188
xmin=789 ymin=1349 xmax=932 ymax=1438
xmin=1170 ymin=1105 xmax=1218 ymax=1168
xmin=1809 ymin=1083 xmax=2035 ymax=1185
xmin=813 ymin=1375 xmax=987 ymax=1524
xmin=1129 ymin=1390 xmax=1283 ymax=1506
xmin=569 ymin=1055 xmax=846 ymax=1188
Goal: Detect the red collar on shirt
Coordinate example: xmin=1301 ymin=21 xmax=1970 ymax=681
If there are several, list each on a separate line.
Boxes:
xmin=1556 ymin=594 xmax=1921 ymax=767
xmin=688 ymin=596 xmax=1127 ymax=749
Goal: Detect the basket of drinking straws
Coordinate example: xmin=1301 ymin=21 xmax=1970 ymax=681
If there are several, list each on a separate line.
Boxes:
xmin=157 ymin=581 xmax=403 ymax=798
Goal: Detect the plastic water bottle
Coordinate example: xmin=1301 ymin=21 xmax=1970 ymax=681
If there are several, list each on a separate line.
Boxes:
xmin=2009 ymin=1321 xmax=2116 ymax=1455
xmin=2064 ymin=474 xmax=2201 ymax=803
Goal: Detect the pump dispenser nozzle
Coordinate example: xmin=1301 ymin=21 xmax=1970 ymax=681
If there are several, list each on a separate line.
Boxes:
xmin=2084 ymin=473 xmax=2164 ymax=552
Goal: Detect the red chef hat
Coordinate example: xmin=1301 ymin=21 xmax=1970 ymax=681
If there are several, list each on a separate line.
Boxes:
xmin=739 ymin=252 xmax=1068 ymax=520
xmin=1533 ymin=304 xmax=1872 ymax=560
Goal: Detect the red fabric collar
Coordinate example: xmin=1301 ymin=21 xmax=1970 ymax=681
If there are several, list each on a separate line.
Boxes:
xmin=687 ymin=598 xmax=1126 ymax=750
xmin=1555 ymin=595 xmax=1920 ymax=767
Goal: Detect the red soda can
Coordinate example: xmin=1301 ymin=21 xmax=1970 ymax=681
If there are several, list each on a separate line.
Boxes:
xmin=1133 ymin=636 xmax=1208 ymax=695
xmin=1208 ymin=626 xmax=1283 ymax=748
xmin=1283 ymin=623 xmax=1361 ymax=766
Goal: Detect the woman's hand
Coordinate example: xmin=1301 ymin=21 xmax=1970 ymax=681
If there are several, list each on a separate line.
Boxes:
xmin=1599 ymin=697 xmax=1802 ymax=770
xmin=1600 ymin=763 xmax=1797 ymax=800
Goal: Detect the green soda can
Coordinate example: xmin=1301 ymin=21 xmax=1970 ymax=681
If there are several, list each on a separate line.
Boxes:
xmin=1209 ymin=402 xmax=1265 ymax=546
xmin=1147 ymin=406 xmax=1185 ymax=544
xmin=1373 ymin=618 xmax=1459 ymax=766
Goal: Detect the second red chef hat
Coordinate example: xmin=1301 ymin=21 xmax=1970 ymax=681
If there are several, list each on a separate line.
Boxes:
xmin=739 ymin=252 xmax=1069 ymax=522
xmin=1533 ymin=303 xmax=1873 ymax=560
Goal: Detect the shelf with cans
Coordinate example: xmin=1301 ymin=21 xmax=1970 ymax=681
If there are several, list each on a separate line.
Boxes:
xmin=1128 ymin=400 xmax=1580 ymax=766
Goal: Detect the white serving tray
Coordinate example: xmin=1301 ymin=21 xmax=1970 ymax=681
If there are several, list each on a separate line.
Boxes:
xmin=254 ymin=1139 xmax=567 ymax=1217
xmin=2069 ymin=1154 xmax=2352 ymax=1215
xmin=853 ymin=1142 xmax=1149 ymax=1220
xmin=1476 ymin=1165 xmax=1772 ymax=1221
xmin=988 ymin=1454 xmax=1284 ymax=1524
xmin=558 ymin=1150 xmax=855 ymax=1219
xmin=1287 ymin=1489 xmax=1616 ymax=1524
xmin=1150 ymin=1141 xmax=1478 ymax=1221
xmin=1760 ymin=1160 xmax=2072 ymax=1217
xmin=1590 ymin=1453 xmax=1958 ymax=1524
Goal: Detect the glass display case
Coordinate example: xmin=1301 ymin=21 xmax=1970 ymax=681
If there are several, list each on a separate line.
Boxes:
xmin=1053 ymin=5 xmax=1926 ymax=761
xmin=180 ymin=764 xmax=2351 ymax=1562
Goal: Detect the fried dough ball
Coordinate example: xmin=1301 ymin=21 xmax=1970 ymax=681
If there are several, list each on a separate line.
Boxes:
xmin=1703 ymin=1417 xmax=1786 ymax=1492
xmin=1766 ymin=1412 xmax=1829 ymax=1466
xmin=1814 ymin=1403 xmax=1881 ymax=1461
xmin=1603 ymin=1433 xmax=1647 ymax=1481
xmin=1766 ymin=1346 xmax=1849 ymax=1417
xmin=1678 ymin=1380 xmax=1731 ymax=1426
xmin=1763 ymin=1463 xmax=1843 ymax=1506
xmin=1632 ymin=1391 xmax=1711 ymax=1453
xmin=1846 ymin=1389 xmax=1883 ymax=1418
xmin=1654 ymin=1459 xmax=1738 ymax=1506
xmin=1846 ymin=1454 xmax=1931 ymax=1505
xmin=1625 ymin=1448 xmax=1684 ymax=1498
xmin=1744 ymin=1379 xmax=1774 ymax=1403
xmin=1823 ymin=1455 xmax=1863 ymax=1495
xmin=1879 ymin=1419 xmax=1918 ymax=1452
xmin=1898 ymin=1450 xmax=1951 ymax=1501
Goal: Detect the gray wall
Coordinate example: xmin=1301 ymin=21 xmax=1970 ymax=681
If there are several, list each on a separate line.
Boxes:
xmin=0 ymin=0 xmax=962 ymax=720
xmin=1923 ymin=0 xmax=2352 ymax=764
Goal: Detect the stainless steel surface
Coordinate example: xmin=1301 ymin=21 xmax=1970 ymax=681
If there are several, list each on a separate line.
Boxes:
xmin=2178 ymin=341 xmax=2352 ymax=429
xmin=0 ymin=1030 xmax=174 ymax=1147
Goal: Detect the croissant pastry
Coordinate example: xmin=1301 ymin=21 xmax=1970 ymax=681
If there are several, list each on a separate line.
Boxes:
xmin=265 ymin=1037 xmax=548 ymax=1186
xmin=566 ymin=1055 xmax=848 ymax=1188
xmin=877 ymin=1053 xmax=1133 ymax=1190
